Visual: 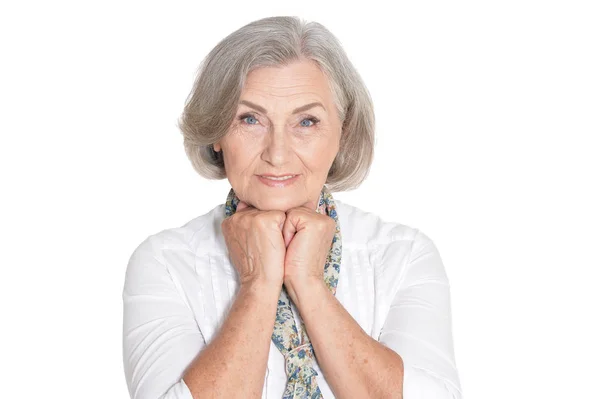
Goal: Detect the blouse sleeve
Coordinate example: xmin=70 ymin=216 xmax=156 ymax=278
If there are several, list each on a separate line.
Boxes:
xmin=377 ymin=230 xmax=462 ymax=399
xmin=122 ymin=237 xmax=204 ymax=399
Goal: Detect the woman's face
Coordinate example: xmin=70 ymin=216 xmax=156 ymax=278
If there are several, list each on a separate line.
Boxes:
xmin=214 ymin=59 xmax=343 ymax=212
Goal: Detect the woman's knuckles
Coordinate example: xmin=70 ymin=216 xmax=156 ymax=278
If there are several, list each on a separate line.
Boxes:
xmin=252 ymin=212 xmax=283 ymax=230
xmin=219 ymin=208 xmax=288 ymax=286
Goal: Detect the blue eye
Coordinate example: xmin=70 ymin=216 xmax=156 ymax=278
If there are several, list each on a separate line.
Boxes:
xmin=240 ymin=114 xmax=258 ymax=125
xmin=300 ymin=117 xmax=320 ymax=127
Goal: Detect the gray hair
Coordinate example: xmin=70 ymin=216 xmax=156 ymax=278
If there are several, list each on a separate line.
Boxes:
xmin=178 ymin=16 xmax=375 ymax=192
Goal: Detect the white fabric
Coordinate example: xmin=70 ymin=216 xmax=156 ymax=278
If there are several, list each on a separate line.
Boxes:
xmin=122 ymin=199 xmax=462 ymax=399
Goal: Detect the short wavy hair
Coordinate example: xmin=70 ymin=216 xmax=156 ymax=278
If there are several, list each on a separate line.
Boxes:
xmin=178 ymin=16 xmax=375 ymax=192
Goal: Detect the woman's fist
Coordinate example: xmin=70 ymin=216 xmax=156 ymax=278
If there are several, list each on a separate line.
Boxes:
xmin=281 ymin=207 xmax=336 ymax=287
xmin=221 ymin=201 xmax=287 ymax=288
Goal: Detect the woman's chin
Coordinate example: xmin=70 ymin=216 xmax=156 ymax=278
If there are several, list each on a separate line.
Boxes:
xmin=253 ymin=198 xmax=297 ymax=212
xmin=248 ymin=193 xmax=305 ymax=212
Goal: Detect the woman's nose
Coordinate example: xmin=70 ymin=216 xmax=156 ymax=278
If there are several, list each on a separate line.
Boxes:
xmin=261 ymin=125 xmax=291 ymax=166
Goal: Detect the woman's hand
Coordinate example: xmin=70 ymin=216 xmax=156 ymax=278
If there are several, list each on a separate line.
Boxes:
xmin=221 ymin=201 xmax=287 ymax=288
xmin=282 ymin=206 xmax=336 ymax=302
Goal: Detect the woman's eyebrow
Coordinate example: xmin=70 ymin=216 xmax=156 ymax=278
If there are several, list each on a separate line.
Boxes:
xmin=238 ymin=100 xmax=325 ymax=114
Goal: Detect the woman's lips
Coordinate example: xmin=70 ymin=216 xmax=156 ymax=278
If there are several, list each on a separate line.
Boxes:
xmin=257 ymin=174 xmax=300 ymax=187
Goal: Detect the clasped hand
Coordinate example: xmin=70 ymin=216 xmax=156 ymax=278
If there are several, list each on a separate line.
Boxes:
xmin=221 ymin=199 xmax=336 ymax=303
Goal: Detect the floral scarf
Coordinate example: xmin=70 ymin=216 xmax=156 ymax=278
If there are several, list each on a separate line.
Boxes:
xmin=224 ymin=185 xmax=342 ymax=399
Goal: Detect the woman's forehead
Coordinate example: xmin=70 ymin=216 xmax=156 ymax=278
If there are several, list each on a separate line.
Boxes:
xmin=244 ymin=62 xmax=331 ymax=94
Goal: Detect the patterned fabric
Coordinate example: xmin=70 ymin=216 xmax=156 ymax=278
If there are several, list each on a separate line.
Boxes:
xmin=224 ymin=185 xmax=342 ymax=399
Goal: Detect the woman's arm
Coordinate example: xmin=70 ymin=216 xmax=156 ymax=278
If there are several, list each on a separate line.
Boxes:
xmin=377 ymin=230 xmax=462 ymax=398
xmin=287 ymin=278 xmax=404 ymax=399
xmin=281 ymin=207 xmax=404 ymax=398
xmin=183 ymin=281 xmax=281 ymax=399
xmin=285 ymin=229 xmax=462 ymax=399
xmin=123 ymin=236 xmax=281 ymax=399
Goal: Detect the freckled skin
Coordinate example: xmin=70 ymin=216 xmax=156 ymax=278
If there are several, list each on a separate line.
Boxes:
xmin=213 ymin=59 xmax=343 ymax=212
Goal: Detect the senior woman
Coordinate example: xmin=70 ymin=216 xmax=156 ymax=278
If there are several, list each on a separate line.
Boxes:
xmin=122 ymin=16 xmax=461 ymax=399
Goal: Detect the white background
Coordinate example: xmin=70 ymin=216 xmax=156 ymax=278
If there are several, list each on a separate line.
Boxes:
xmin=1 ymin=1 xmax=598 ymax=398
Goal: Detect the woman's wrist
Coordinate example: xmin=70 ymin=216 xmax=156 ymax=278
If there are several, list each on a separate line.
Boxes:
xmin=284 ymin=275 xmax=328 ymax=310
xmin=239 ymin=278 xmax=283 ymax=301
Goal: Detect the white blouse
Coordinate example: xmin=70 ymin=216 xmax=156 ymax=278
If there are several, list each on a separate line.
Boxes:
xmin=122 ymin=199 xmax=462 ymax=399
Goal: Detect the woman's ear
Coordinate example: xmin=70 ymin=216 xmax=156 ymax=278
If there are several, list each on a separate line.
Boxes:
xmin=213 ymin=142 xmax=221 ymax=152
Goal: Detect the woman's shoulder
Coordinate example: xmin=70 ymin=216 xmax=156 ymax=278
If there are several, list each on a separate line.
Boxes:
xmin=128 ymin=203 xmax=227 ymax=265
xmin=334 ymin=198 xmax=425 ymax=250
xmin=334 ymin=199 xmax=446 ymax=287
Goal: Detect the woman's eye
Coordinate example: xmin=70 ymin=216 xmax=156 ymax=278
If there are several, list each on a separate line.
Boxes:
xmin=240 ymin=114 xmax=259 ymax=125
xmin=300 ymin=117 xmax=319 ymax=128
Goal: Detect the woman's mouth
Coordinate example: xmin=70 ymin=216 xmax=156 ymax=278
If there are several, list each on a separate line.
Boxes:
xmin=257 ymin=174 xmax=300 ymax=187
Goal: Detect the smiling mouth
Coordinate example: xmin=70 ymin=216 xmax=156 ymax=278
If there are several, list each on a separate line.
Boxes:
xmin=256 ymin=174 xmax=300 ymax=187
xmin=258 ymin=175 xmax=297 ymax=181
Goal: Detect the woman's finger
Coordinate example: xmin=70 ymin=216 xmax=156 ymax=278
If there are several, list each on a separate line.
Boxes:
xmin=282 ymin=212 xmax=297 ymax=248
